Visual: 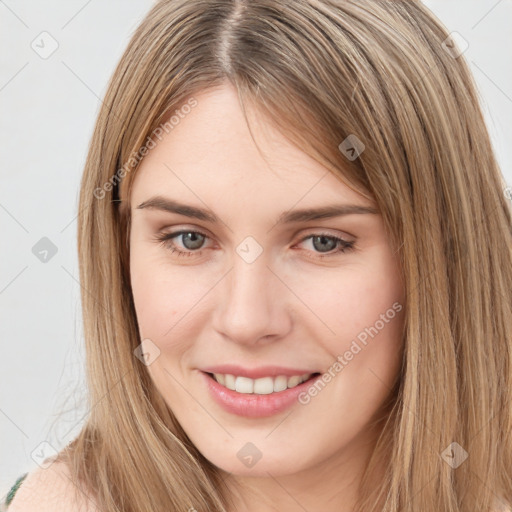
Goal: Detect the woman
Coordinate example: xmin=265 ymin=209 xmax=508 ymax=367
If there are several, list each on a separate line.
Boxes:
xmin=3 ymin=0 xmax=512 ymax=511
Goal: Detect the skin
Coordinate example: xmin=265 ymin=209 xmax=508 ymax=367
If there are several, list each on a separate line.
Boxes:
xmin=129 ymin=82 xmax=406 ymax=512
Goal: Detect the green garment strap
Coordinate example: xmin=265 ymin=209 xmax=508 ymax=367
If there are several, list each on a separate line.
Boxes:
xmin=2 ymin=473 xmax=28 ymax=510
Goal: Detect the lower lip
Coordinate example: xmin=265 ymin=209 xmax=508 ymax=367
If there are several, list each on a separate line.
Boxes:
xmin=201 ymin=371 xmax=320 ymax=418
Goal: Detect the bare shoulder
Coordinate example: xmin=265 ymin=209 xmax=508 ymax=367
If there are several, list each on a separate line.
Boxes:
xmin=7 ymin=460 xmax=99 ymax=512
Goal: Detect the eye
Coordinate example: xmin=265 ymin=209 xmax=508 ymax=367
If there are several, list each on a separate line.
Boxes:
xmin=154 ymin=230 xmax=210 ymax=257
xmin=153 ymin=230 xmax=356 ymax=259
xmin=295 ymin=233 xmax=356 ymax=259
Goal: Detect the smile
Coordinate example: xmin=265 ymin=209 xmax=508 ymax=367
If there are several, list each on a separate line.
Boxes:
xmin=210 ymin=373 xmax=314 ymax=394
xmin=201 ymin=369 xmax=322 ymax=418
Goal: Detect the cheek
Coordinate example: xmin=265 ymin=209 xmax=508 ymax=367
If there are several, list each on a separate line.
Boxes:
xmin=298 ymin=262 xmax=404 ymax=342
xmin=129 ymin=249 xmax=215 ymax=355
xmin=130 ymin=247 xmax=180 ymax=341
xmin=332 ymin=286 xmax=404 ymax=408
xmin=300 ymin=255 xmax=405 ymax=394
xmin=130 ymin=256 xmax=199 ymax=399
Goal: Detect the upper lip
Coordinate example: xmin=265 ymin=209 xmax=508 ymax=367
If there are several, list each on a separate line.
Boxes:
xmin=200 ymin=365 xmax=318 ymax=379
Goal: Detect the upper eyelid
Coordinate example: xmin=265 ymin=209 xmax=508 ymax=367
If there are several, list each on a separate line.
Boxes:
xmin=160 ymin=227 xmax=355 ymax=246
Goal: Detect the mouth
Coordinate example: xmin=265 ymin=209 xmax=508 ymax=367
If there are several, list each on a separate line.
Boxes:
xmin=199 ymin=365 xmax=323 ymax=417
xmin=206 ymin=372 xmax=321 ymax=395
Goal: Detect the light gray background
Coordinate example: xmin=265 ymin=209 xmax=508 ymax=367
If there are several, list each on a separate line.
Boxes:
xmin=1 ymin=0 xmax=511 ymax=493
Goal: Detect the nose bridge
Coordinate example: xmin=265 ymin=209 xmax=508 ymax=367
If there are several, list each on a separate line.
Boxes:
xmin=230 ymin=251 xmax=271 ymax=307
xmin=212 ymin=248 xmax=291 ymax=344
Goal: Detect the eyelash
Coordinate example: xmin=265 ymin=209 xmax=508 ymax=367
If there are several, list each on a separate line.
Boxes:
xmin=153 ymin=229 xmax=356 ymax=260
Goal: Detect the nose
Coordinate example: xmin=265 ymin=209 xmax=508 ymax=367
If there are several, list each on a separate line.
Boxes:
xmin=211 ymin=253 xmax=292 ymax=346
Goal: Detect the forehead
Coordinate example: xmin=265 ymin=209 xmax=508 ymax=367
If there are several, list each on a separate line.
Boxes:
xmin=130 ymin=83 xmax=372 ymax=210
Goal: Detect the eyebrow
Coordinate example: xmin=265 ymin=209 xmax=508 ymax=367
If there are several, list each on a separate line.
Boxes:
xmin=136 ymin=196 xmax=379 ymax=224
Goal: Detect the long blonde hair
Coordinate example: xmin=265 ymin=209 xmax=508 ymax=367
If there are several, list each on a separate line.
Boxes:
xmin=59 ymin=1 xmax=512 ymax=510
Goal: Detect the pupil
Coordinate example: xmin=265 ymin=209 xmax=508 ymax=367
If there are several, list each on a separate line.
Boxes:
xmin=313 ymin=235 xmax=335 ymax=252
xmin=183 ymin=232 xmax=204 ymax=250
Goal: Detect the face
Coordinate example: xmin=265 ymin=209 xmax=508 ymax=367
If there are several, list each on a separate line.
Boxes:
xmin=129 ymin=82 xmax=405 ymax=479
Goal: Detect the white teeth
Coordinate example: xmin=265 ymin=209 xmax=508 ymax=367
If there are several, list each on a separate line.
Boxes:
xmin=287 ymin=375 xmax=301 ymax=388
xmin=253 ymin=377 xmax=274 ymax=395
xmin=214 ymin=373 xmax=226 ymax=386
xmin=224 ymin=374 xmax=236 ymax=390
xmin=235 ymin=376 xmax=253 ymax=394
xmin=213 ymin=373 xmax=313 ymax=394
xmin=273 ymin=375 xmax=288 ymax=392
